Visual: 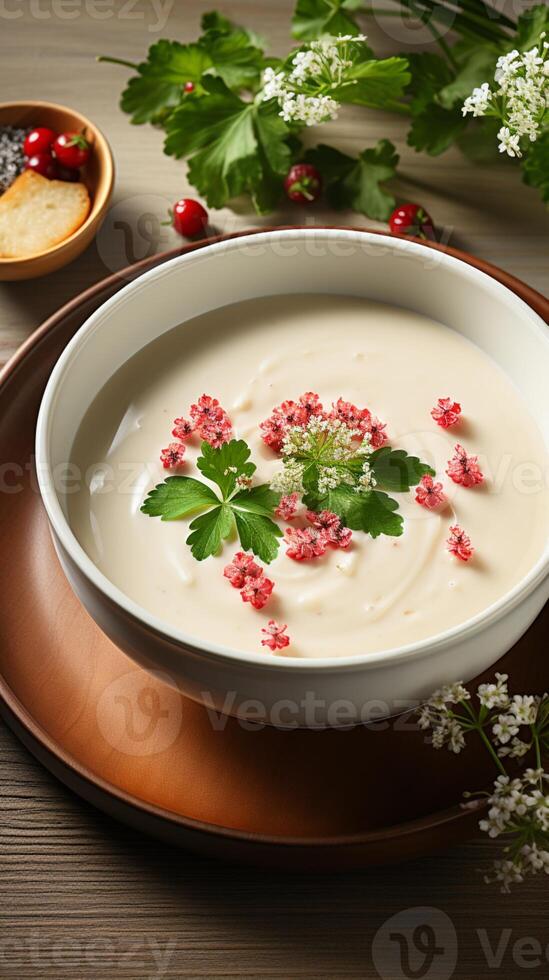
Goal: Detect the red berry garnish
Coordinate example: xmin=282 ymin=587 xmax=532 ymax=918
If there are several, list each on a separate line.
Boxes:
xmin=284 ymin=163 xmax=322 ymax=204
xmin=25 ymin=152 xmax=57 ymax=179
xmin=183 ymin=81 xmax=195 ymax=93
xmin=23 ymin=127 xmax=57 ymax=157
xmin=52 ymin=132 xmax=91 ymax=169
xmin=389 ymin=203 xmax=435 ymax=240
xmin=171 ymin=198 xmax=208 ymax=238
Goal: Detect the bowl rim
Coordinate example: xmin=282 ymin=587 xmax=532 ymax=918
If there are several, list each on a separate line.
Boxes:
xmin=35 ymin=227 xmax=549 ymax=672
xmin=0 ymin=99 xmax=114 ymax=265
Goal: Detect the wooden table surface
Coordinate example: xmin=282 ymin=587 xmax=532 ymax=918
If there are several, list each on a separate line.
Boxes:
xmin=1 ymin=2 xmax=548 ymax=978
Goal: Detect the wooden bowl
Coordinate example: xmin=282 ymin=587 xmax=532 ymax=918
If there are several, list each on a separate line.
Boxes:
xmin=0 ymin=100 xmax=114 ymax=280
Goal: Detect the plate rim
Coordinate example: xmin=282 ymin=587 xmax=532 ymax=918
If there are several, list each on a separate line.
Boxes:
xmin=1 ymin=226 xmax=545 ymax=852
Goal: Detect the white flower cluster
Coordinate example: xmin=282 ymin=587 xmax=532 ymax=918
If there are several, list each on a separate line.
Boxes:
xmin=417 ymin=681 xmax=471 ymax=753
xmin=271 ymin=414 xmax=374 ymax=497
xmin=270 ymin=459 xmax=305 ymax=495
xmin=462 ymin=34 xmax=549 ymax=158
xmin=261 ymin=35 xmax=368 ymax=127
xmin=480 ymin=770 xmax=549 ymax=892
xmin=418 ymin=673 xmax=549 ymax=892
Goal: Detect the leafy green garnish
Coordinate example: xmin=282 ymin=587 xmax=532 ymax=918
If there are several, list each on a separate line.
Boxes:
xmin=305 ymin=140 xmax=399 ymax=220
xmin=164 ymin=77 xmax=295 ymax=211
xmin=100 ymin=15 xmax=265 ymax=126
xmin=292 ymin=0 xmax=363 ymax=41
xmin=141 ymin=439 xmax=282 ymax=562
xmin=141 ymin=477 xmax=219 ymax=520
xmin=346 ymin=490 xmax=404 ymax=538
xmin=369 ymin=447 xmax=435 ymax=492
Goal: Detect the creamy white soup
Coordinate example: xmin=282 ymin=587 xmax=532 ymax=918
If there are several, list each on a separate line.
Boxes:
xmin=68 ymin=295 xmax=549 ymax=658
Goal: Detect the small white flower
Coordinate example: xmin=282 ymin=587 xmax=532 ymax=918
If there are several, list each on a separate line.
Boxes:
xmin=508 ymin=694 xmax=539 ymax=726
xmin=478 ymin=672 xmax=509 ymax=709
xmin=492 ymin=713 xmax=520 ymax=745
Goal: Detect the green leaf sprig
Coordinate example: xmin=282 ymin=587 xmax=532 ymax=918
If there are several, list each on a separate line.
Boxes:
xmin=141 ymin=439 xmax=282 ymax=563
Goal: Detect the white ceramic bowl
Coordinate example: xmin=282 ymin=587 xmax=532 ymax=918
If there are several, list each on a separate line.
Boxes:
xmin=36 ymin=230 xmax=549 ymax=727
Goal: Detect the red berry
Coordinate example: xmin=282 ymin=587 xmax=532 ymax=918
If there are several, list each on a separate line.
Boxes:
xmin=25 ymin=152 xmax=57 ymax=179
xmin=183 ymin=81 xmax=195 ymax=93
xmin=284 ymin=163 xmax=322 ymax=204
xmin=53 ymin=132 xmax=91 ymax=169
xmin=23 ymin=127 xmax=57 ymax=157
xmin=389 ymin=203 xmax=435 ymax=240
xmin=171 ymin=198 xmax=208 ymax=238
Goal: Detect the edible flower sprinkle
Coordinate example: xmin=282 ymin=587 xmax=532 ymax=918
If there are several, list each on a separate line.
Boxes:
xmin=240 ymin=575 xmax=274 ymax=609
xmin=415 ymin=474 xmax=446 ymax=509
xmin=447 ymin=524 xmax=474 ymax=562
xmin=431 ymin=397 xmax=462 ymax=428
xmin=224 ymin=552 xmax=263 ymax=589
xmin=276 ymin=492 xmax=300 ymax=521
xmin=447 ymin=443 xmax=484 ymax=488
xmin=160 ymin=442 xmax=186 ymax=469
xmin=261 ymin=620 xmax=290 ymax=651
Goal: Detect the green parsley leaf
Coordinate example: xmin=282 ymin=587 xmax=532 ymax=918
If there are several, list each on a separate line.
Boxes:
xmin=200 ymin=28 xmax=265 ymax=91
xmin=346 ymin=490 xmax=403 ymax=538
xmin=140 ymin=477 xmax=219 ymax=521
xmin=407 ymin=103 xmax=467 ymax=156
xmin=302 ymin=483 xmax=357 ymax=521
xmin=437 ymin=44 xmax=500 ymax=110
xmin=117 ymin=41 xmax=212 ymax=124
xmin=187 ymin=504 xmax=234 ymax=561
xmin=405 ymin=52 xmax=454 ymax=116
xmin=196 ymin=438 xmax=256 ymax=499
xmin=201 ymin=10 xmax=265 ymax=50
xmin=231 ymin=485 xmax=281 ymax=515
xmin=369 ymin=448 xmax=435 ymax=492
xmin=164 ymin=77 xmax=295 ymax=211
xmin=292 ymin=0 xmax=362 ymax=41
xmin=305 ymin=140 xmax=399 ymax=220
xmin=233 ymin=510 xmax=283 ymax=564
xmin=522 ymin=131 xmax=549 ymax=204
xmin=142 ymin=440 xmax=282 ymax=563
xmin=334 ymin=54 xmax=410 ymax=112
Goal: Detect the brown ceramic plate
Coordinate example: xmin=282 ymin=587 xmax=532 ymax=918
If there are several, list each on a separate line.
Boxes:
xmin=0 ymin=101 xmax=114 ymax=280
xmin=1 ymin=230 xmax=547 ymax=868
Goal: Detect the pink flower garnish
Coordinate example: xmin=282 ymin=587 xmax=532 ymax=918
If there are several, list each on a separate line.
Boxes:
xmin=276 ymin=493 xmax=300 ymax=521
xmin=224 ymin=552 xmax=263 ymax=589
xmin=415 ymin=474 xmax=446 ymax=509
xmin=261 ymin=619 xmax=290 ymax=651
xmin=298 ymin=391 xmax=324 ymax=419
xmin=160 ymin=442 xmax=186 ymax=469
xmin=330 ymin=398 xmax=370 ymax=432
xmin=447 ymin=524 xmax=474 ymax=562
xmin=306 ymin=510 xmax=352 ymax=549
xmin=260 ymin=411 xmax=287 ymax=452
xmin=240 ymin=575 xmax=274 ymax=610
xmin=172 ymin=417 xmax=194 ymax=440
xmin=190 ymin=394 xmax=233 ymax=445
xmin=446 ymin=443 xmax=484 ymax=488
xmin=190 ymin=394 xmax=225 ymax=425
xmin=200 ymin=417 xmax=232 ymax=448
xmin=260 ymin=394 xmax=320 ymax=453
xmin=363 ymin=415 xmax=388 ymax=449
xmin=284 ymin=526 xmax=328 ymax=561
xmin=431 ymin=397 xmax=462 ymax=429
xmin=279 ymin=399 xmax=309 ymax=427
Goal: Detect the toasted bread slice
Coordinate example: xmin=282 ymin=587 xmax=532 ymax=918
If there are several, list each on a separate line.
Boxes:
xmin=0 ymin=170 xmax=91 ymax=258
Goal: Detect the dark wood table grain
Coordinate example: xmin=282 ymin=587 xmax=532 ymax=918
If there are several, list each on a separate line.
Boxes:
xmin=1 ymin=1 xmax=548 ymax=977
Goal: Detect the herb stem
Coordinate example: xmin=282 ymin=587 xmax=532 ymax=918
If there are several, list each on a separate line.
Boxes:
xmin=97 ymin=55 xmax=139 ymax=70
